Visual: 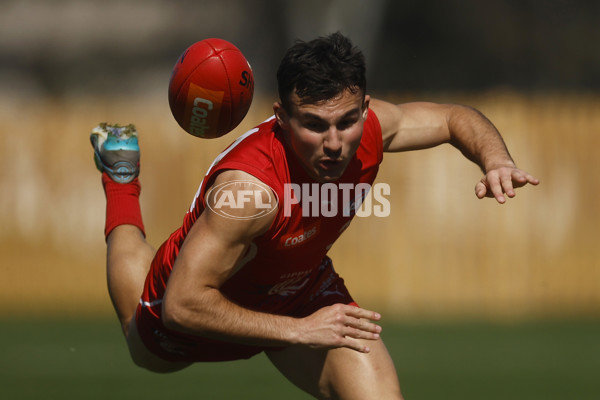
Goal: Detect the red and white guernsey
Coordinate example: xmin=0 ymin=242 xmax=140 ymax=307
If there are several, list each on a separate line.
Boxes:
xmin=141 ymin=109 xmax=383 ymax=323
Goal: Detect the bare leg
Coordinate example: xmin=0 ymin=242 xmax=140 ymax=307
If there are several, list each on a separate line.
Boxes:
xmin=105 ymin=224 xmax=192 ymax=373
xmin=105 ymin=224 xmax=155 ymax=335
xmin=92 ymin=124 xmax=190 ymax=372
xmin=266 ymin=338 xmax=403 ymax=400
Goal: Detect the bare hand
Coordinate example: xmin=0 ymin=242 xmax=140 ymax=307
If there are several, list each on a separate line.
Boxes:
xmin=298 ymin=304 xmax=382 ymax=353
xmin=475 ymin=166 xmax=539 ymax=204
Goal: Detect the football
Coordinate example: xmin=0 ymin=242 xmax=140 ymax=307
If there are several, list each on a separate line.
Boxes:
xmin=168 ymin=39 xmax=254 ymax=138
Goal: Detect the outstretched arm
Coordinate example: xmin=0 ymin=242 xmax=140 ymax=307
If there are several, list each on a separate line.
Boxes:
xmin=371 ymin=99 xmax=539 ymax=203
xmin=162 ymin=169 xmax=382 ymax=353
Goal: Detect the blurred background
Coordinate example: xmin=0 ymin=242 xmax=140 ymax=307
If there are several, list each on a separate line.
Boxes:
xmin=1 ymin=0 xmax=599 ymax=399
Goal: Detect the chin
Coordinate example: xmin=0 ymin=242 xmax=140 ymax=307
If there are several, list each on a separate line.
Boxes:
xmin=316 ymin=177 xmax=336 ymax=183
xmin=306 ymin=162 xmax=346 ymax=182
xmin=316 ymin=172 xmax=343 ymax=183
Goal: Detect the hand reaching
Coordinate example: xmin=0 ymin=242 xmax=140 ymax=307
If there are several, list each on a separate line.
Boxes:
xmin=475 ymin=166 xmax=539 ymax=204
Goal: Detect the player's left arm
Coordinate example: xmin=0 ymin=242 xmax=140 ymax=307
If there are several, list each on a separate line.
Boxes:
xmin=370 ymin=98 xmax=539 ymax=203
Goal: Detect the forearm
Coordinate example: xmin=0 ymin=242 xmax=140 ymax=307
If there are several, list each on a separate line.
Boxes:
xmin=162 ymin=286 xmax=302 ymax=347
xmin=447 ymin=105 xmax=515 ymax=173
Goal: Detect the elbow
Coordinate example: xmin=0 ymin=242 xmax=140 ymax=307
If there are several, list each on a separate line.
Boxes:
xmin=161 ymin=295 xmax=190 ymax=332
xmin=162 ymin=284 xmax=221 ymax=335
xmin=161 ymin=288 xmax=215 ymax=334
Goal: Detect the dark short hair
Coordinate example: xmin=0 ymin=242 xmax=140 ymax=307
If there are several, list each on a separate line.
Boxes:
xmin=277 ymin=32 xmax=367 ymax=112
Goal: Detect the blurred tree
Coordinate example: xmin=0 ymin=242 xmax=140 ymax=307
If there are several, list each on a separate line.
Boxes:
xmin=0 ymin=0 xmax=598 ymax=98
xmin=280 ymin=0 xmax=388 ymax=87
xmin=372 ymin=0 xmax=600 ymax=92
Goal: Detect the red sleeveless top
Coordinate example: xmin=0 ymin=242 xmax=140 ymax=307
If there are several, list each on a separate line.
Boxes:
xmin=141 ymin=110 xmax=383 ymax=317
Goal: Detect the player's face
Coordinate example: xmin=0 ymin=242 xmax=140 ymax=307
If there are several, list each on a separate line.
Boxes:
xmin=275 ymin=89 xmax=370 ymax=182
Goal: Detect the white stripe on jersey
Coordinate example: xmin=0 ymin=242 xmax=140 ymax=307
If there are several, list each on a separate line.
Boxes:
xmin=139 ymin=298 xmax=163 ymax=308
xmin=189 ymin=116 xmax=276 ymax=212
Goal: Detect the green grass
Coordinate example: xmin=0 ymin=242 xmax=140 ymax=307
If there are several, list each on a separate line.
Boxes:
xmin=386 ymin=320 xmax=600 ymax=399
xmin=1 ymin=318 xmax=599 ymax=399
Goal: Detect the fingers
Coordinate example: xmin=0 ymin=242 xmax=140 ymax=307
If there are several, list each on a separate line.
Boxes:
xmin=475 ymin=181 xmax=487 ymax=199
xmin=302 ymin=304 xmax=384 ymax=353
xmin=475 ymin=174 xmax=506 ymax=203
xmin=337 ymin=320 xmax=381 ymax=353
xmin=475 ymin=167 xmax=540 ymax=203
xmin=336 ymin=306 xmax=382 ymax=352
xmin=342 ymin=304 xmax=381 ymax=322
xmin=338 ymin=305 xmax=382 ymax=335
xmin=501 ymin=173 xmax=515 ymax=198
xmin=339 ymin=336 xmax=375 ymax=353
xmin=490 ymin=174 xmax=508 ymax=203
xmin=342 ymin=314 xmax=382 ymax=337
xmin=514 ymin=170 xmax=540 ymax=187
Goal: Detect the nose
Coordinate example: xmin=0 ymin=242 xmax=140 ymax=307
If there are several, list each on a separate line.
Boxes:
xmin=323 ymin=128 xmax=342 ymax=158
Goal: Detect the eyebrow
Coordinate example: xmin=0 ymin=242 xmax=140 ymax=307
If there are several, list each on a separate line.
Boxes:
xmin=298 ymin=108 xmax=361 ymax=123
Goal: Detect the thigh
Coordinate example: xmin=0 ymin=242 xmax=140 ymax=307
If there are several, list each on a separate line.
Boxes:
xmin=266 ymin=338 xmax=403 ymax=400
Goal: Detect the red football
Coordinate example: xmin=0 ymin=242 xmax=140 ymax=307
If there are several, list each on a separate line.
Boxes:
xmin=168 ymin=39 xmax=254 ymax=138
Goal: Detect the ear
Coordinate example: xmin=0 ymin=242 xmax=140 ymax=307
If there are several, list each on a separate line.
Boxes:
xmin=362 ymin=95 xmax=371 ymax=120
xmin=273 ymin=102 xmax=290 ymax=130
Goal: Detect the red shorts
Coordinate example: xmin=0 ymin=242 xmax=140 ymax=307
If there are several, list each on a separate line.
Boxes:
xmin=136 ymin=260 xmax=356 ymax=363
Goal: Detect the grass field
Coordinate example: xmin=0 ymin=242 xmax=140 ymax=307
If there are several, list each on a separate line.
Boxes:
xmin=1 ymin=93 xmax=599 ymax=398
xmin=1 ymin=318 xmax=598 ymax=399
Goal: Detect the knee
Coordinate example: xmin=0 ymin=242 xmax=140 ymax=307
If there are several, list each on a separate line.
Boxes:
xmin=125 ymin=320 xmax=191 ymax=374
xmin=129 ymin=353 xmax=177 ymax=374
xmin=318 ymin=364 xmax=404 ymax=400
xmin=319 ymin=384 xmax=404 ymax=400
xmin=316 ymin=383 xmax=335 ymax=400
xmin=127 ymin=340 xmax=191 ymax=374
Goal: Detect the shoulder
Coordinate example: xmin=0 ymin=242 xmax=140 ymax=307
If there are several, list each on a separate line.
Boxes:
xmin=369 ymin=98 xmax=402 ymax=145
xmin=203 ymin=169 xmax=278 ymax=240
xmin=369 ymin=98 xmax=455 ymax=152
xmin=213 ymin=117 xmax=285 ymax=176
xmin=220 ymin=116 xmax=280 ymax=160
xmin=203 ymin=116 xmax=287 ymax=194
xmin=356 ymin=101 xmax=386 ymax=164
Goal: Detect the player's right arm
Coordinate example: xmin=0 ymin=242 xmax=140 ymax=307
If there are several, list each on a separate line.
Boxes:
xmin=161 ymin=169 xmax=382 ymax=353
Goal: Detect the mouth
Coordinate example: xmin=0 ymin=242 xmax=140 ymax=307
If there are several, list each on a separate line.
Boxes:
xmin=319 ymin=158 xmax=342 ymax=170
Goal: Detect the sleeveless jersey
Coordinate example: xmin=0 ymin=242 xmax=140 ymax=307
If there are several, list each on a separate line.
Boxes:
xmin=141 ymin=109 xmax=383 ymax=320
